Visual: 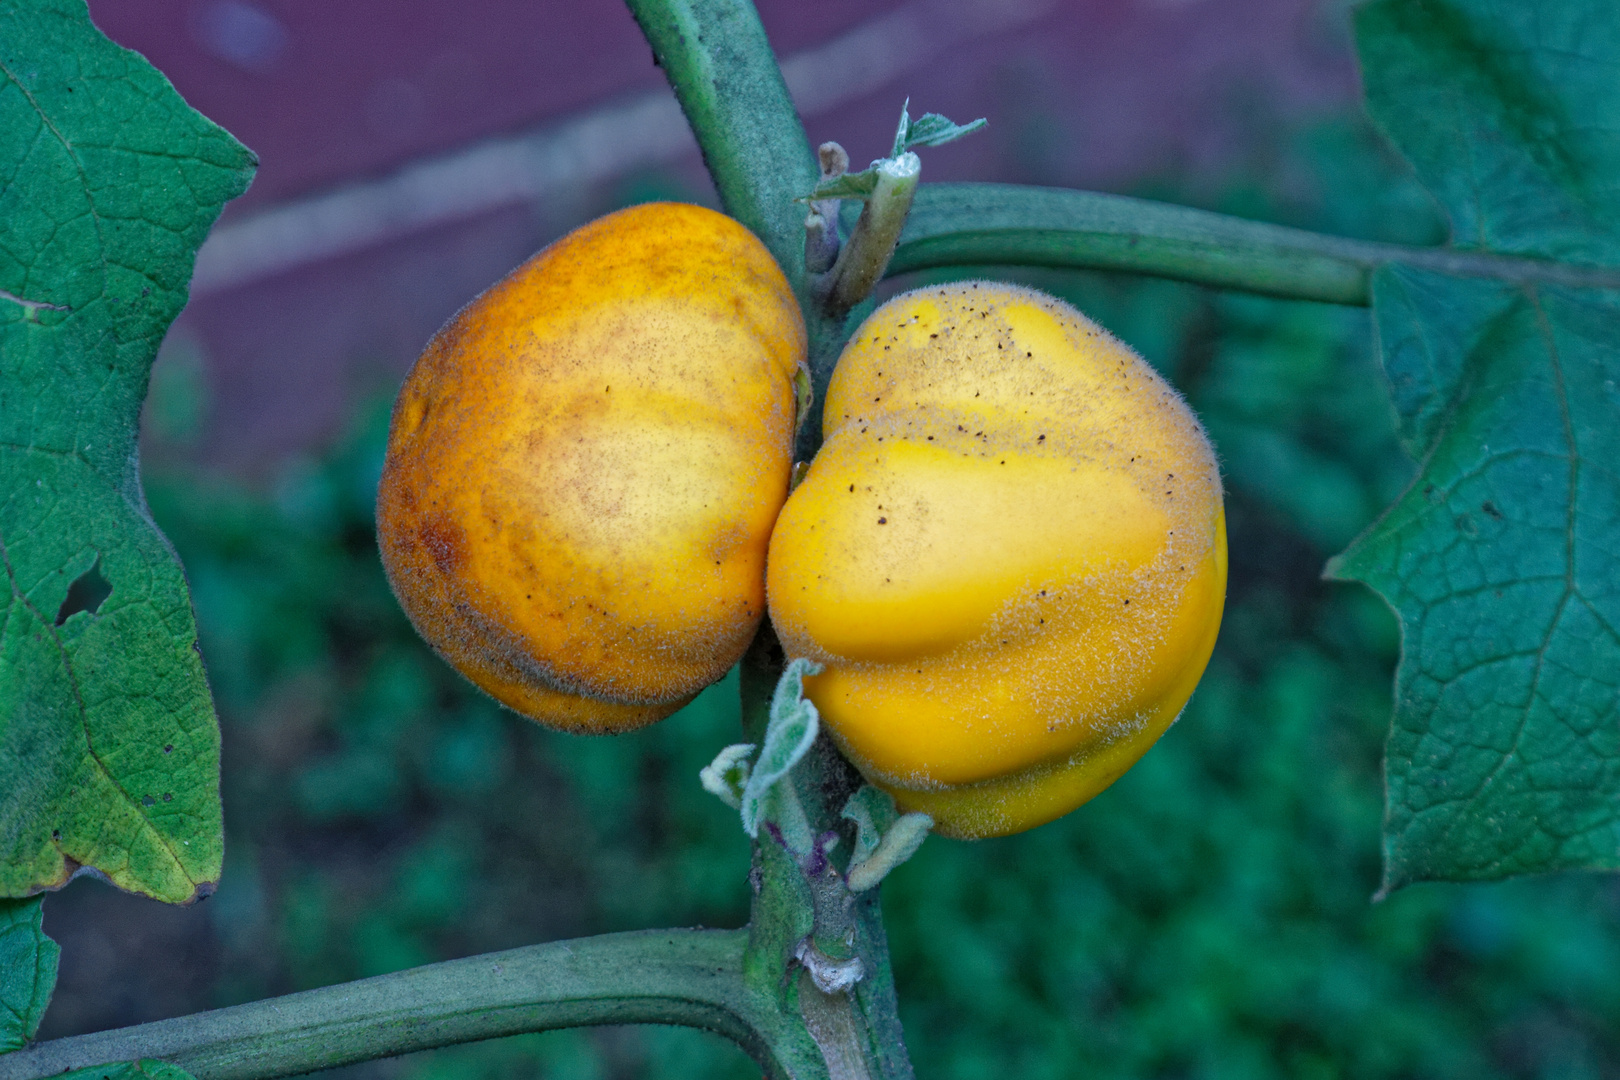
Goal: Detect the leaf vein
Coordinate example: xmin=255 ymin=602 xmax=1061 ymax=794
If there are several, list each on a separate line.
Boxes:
xmin=0 ymin=529 xmax=196 ymax=892
xmin=0 ymin=53 xmax=110 ymax=301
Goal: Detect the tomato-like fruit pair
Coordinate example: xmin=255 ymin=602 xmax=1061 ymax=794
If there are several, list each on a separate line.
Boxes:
xmin=377 ymin=202 xmax=1226 ymax=838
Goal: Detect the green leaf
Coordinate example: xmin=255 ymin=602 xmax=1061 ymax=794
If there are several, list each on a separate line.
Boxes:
xmin=1334 ymin=0 xmax=1620 ymax=888
xmin=0 ymin=896 xmax=58 ymax=1052
xmin=901 ymin=113 xmax=987 ymax=152
xmin=0 ymin=0 xmax=255 ymax=901
xmin=801 ymin=168 xmax=882 ymax=204
xmin=885 ymin=98 xmax=986 ymax=158
xmin=1356 ymin=0 xmax=1620 ymax=264
xmin=1327 ymin=265 xmax=1620 ymax=888
xmin=57 ymin=1062 xmax=197 ymax=1080
xmin=739 ymin=659 xmax=821 ymax=838
xmin=845 ymin=812 xmax=931 ymax=894
xmin=840 ymin=787 xmax=930 ymax=892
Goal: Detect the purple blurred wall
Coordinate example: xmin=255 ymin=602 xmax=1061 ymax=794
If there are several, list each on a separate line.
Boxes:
xmin=90 ymin=0 xmax=1359 ymax=474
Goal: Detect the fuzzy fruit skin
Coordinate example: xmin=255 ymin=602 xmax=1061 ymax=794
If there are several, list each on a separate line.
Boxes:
xmin=767 ymin=282 xmax=1226 ymax=838
xmin=377 ymin=202 xmax=805 ymax=733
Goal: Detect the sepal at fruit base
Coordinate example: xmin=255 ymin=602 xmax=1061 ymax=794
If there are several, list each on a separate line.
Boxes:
xmin=700 ymin=744 xmax=756 ymax=809
xmin=840 ymin=788 xmax=932 ymax=893
xmin=738 ymin=659 xmax=823 ymax=842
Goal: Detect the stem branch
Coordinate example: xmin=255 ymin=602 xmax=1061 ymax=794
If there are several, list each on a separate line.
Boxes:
xmin=893 ymin=183 xmax=1620 ymax=306
xmin=0 ymin=930 xmax=814 ymax=1080
xmin=821 ymin=153 xmax=920 ymax=318
xmin=624 ymin=0 xmax=856 ymax=462
xmin=622 ymin=0 xmax=817 ymax=299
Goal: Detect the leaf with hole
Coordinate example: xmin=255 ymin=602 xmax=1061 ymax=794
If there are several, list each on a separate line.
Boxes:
xmin=0 ymin=0 xmax=255 ymax=901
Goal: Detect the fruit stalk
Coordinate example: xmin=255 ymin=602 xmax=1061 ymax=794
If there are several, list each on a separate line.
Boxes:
xmin=890 ymin=184 xmax=1620 ymax=306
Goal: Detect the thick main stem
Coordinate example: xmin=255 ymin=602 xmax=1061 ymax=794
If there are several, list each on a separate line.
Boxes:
xmin=799 ymin=977 xmax=875 ymax=1080
xmin=740 ymin=634 xmax=916 ymax=1080
xmin=0 ymin=930 xmax=813 ymax=1080
xmin=621 ymin=0 xmax=860 ymax=465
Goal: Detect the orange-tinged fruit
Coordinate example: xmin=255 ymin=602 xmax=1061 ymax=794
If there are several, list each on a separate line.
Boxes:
xmin=377 ymin=202 xmax=806 ymax=733
xmin=767 ymin=281 xmax=1226 ymax=838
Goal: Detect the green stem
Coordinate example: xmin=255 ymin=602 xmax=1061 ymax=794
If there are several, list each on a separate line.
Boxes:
xmin=892 ymin=183 xmax=1620 ymax=306
xmin=621 ymin=0 xmax=817 ymax=298
xmin=739 ymin=634 xmax=916 ymax=1080
xmin=798 ymin=976 xmax=874 ymax=1080
xmin=794 ymin=144 xmax=923 ymax=457
xmin=0 ymin=930 xmax=821 ymax=1080
xmin=605 ymin=5 xmax=912 ymax=1072
xmin=821 ymin=153 xmax=921 ymax=318
xmin=623 ymin=0 xmax=858 ymax=463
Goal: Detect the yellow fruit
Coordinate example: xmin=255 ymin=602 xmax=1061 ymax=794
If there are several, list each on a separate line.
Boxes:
xmin=767 ymin=282 xmax=1226 ymax=837
xmin=377 ymin=202 xmax=806 ymax=733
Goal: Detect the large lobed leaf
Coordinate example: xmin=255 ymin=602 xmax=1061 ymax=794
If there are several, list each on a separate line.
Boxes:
xmin=1329 ymin=268 xmax=1620 ymax=889
xmin=0 ymin=0 xmax=254 ymax=901
xmin=1357 ymin=0 xmax=1620 ymax=265
xmin=1339 ymin=0 xmax=1620 ymax=886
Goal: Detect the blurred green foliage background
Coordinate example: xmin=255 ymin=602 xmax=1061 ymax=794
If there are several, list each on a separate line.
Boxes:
xmin=36 ymin=105 xmax=1620 ymax=1080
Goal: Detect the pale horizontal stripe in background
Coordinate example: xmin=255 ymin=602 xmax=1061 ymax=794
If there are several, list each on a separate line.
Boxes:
xmin=191 ymin=0 xmax=1052 ymax=295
